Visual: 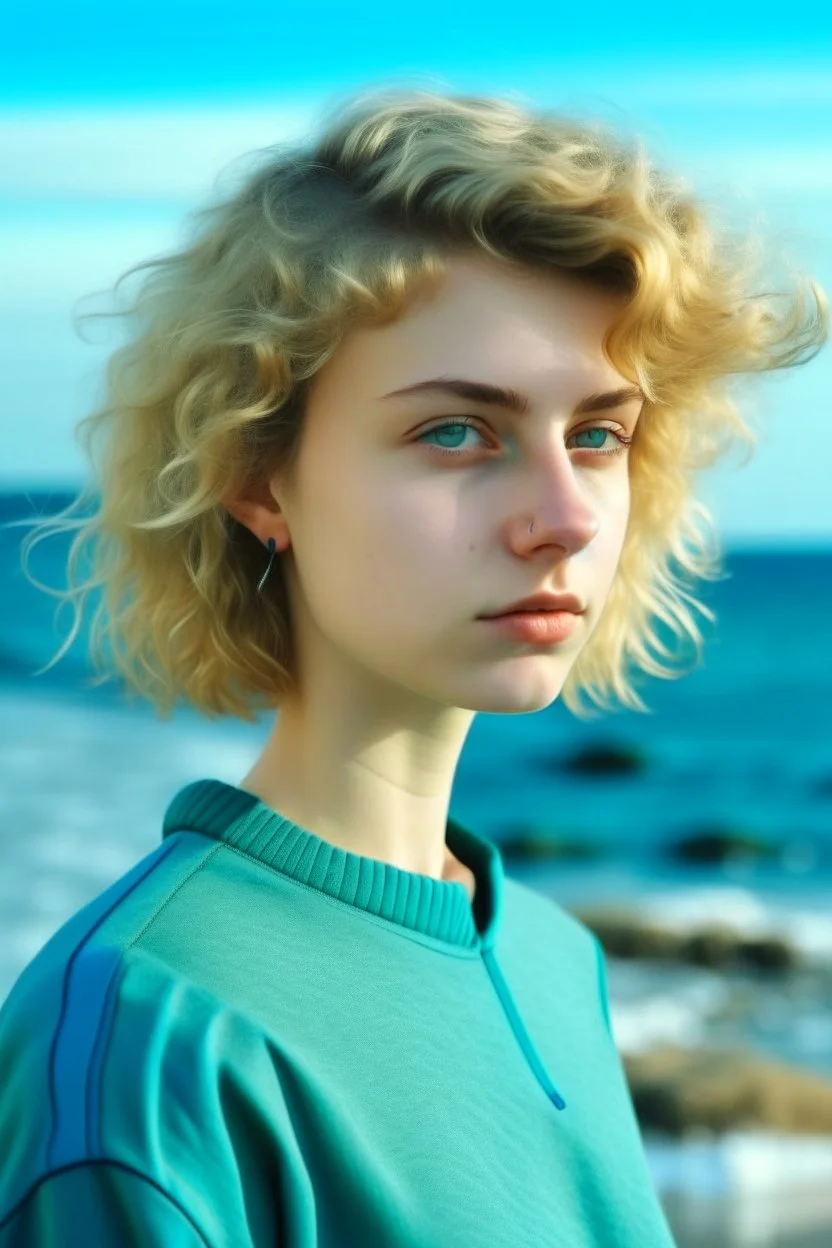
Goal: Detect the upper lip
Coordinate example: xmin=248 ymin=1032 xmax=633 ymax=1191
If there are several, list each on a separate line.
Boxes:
xmin=480 ymin=591 xmax=586 ymax=618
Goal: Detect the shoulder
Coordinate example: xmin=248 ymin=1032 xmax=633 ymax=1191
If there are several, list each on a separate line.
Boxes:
xmin=502 ymin=874 xmax=601 ymax=952
xmin=500 ymin=877 xmax=608 ymax=999
xmin=0 ymin=941 xmax=279 ymax=1244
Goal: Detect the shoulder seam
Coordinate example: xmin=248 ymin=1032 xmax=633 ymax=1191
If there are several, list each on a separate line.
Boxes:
xmin=126 ymin=840 xmax=225 ymax=952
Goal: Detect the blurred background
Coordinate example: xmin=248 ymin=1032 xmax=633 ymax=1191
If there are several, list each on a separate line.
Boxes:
xmin=1 ymin=4 xmax=831 ymax=1245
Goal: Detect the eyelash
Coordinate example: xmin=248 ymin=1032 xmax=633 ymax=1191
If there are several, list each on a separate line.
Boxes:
xmin=415 ymin=416 xmax=634 ymax=460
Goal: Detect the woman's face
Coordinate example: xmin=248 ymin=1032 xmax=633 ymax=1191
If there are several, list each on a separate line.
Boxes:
xmin=264 ymin=250 xmax=642 ymax=717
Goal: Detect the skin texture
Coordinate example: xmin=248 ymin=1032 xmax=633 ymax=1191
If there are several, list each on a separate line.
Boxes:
xmin=224 ymin=251 xmax=642 ymax=903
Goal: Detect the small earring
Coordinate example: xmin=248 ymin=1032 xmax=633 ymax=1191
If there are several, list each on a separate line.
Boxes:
xmin=257 ymin=537 xmax=277 ymax=595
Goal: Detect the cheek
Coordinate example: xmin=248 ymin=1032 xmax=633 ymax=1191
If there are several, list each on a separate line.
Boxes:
xmin=590 ymin=492 xmax=631 ymax=588
xmin=602 ymin=474 xmax=631 ymax=533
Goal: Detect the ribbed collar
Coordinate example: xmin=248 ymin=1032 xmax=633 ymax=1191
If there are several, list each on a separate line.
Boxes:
xmin=161 ymin=779 xmax=502 ymax=950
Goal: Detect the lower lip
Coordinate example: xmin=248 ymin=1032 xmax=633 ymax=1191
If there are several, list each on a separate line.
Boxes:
xmin=479 ymin=610 xmax=582 ymax=643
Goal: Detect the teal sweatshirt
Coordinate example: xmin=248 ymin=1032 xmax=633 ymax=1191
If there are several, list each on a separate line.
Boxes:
xmin=0 ymin=778 xmax=677 ymax=1246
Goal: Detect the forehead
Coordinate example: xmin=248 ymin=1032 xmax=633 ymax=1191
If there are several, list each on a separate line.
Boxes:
xmin=314 ymin=252 xmax=630 ymax=406
xmin=389 ymin=251 xmax=622 ymax=345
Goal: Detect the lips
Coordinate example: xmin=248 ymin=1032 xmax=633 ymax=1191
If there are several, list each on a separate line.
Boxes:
xmin=482 ymin=593 xmax=584 ymax=618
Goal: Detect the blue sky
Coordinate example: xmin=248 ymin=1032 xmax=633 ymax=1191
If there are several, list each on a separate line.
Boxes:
xmin=3 ymin=1 xmax=830 ymax=108
xmin=2 ymin=2 xmax=831 ymax=547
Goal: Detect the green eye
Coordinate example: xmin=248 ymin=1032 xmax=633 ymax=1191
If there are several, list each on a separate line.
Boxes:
xmin=416 ymin=417 xmax=632 ymax=459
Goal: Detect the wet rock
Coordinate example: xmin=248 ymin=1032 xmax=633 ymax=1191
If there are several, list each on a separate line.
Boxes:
xmin=560 ymin=741 xmax=650 ymax=777
xmin=573 ymin=905 xmax=682 ymax=959
xmin=623 ymin=1044 xmax=832 ymax=1135
xmin=667 ymin=822 xmax=780 ymax=865
xmin=499 ymin=831 xmax=604 ymax=863
xmin=741 ymin=935 xmax=799 ymax=972
xmin=685 ymin=924 xmax=742 ymax=969
xmin=571 ymin=906 xmax=803 ymax=972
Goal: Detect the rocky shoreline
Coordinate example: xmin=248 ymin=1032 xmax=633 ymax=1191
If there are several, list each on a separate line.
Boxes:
xmin=566 ymin=902 xmax=832 ymax=1136
xmin=623 ymin=1043 xmax=832 ymax=1135
xmin=570 ymin=903 xmax=804 ymax=972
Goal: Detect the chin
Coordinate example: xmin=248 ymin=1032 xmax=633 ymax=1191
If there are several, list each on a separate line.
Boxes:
xmin=458 ymin=679 xmax=566 ymax=717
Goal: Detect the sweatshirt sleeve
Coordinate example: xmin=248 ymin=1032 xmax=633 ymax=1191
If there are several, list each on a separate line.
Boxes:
xmin=0 ymin=1161 xmax=212 ymax=1247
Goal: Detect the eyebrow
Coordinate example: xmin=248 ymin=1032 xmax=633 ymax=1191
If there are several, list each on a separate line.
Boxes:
xmin=380 ymin=377 xmax=645 ymax=417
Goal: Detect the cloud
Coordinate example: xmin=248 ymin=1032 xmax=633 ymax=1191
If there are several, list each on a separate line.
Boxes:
xmin=0 ymin=102 xmax=319 ymax=200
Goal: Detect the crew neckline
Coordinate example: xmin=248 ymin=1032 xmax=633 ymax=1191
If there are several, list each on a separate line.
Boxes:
xmin=162 ymin=778 xmax=503 ymax=949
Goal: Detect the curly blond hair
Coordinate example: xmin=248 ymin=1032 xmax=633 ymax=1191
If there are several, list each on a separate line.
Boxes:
xmin=8 ymin=84 xmax=829 ymax=722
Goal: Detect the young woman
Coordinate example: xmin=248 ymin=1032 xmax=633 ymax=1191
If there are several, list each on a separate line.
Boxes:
xmin=0 ymin=85 xmax=826 ymax=1246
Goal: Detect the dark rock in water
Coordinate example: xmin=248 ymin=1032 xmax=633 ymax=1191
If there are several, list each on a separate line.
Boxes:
xmin=571 ymin=906 xmax=803 ymax=972
xmin=684 ymin=927 xmax=799 ymax=972
xmin=624 ymin=1044 xmax=832 ymax=1135
xmin=684 ymin=925 xmax=742 ymax=969
xmin=560 ymin=741 xmax=650 ymax=777
xmin=666 ymin=822 xmax=781 ymax=865
xmin=572 ymin=905 xmax=682 ymax=959
xmin=498 ymin=829 xmax=604 ymax=863
xmin=741 ymin=935 xmax=799 ymax=972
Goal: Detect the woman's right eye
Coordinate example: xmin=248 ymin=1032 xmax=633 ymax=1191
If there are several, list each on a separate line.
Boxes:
xmin=415 ymin=417 xmax=492 ymax=458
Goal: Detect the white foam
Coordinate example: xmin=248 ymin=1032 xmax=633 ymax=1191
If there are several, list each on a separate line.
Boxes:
xmin=646 ymin=1130 xmax=832 ymax=1195
xmin=610 ymin=970 xmax=732 ymax=1053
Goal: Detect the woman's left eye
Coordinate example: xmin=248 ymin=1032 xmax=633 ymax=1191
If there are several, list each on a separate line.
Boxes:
xmin=415 ymin=417 xmax=633 ymax=459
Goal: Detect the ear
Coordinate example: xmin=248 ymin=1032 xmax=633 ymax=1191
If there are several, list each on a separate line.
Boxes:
xmin=222 ymin=484 xmax=289 ymax=550
xmin=222 ymin=495 xmax=263 ymax=537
